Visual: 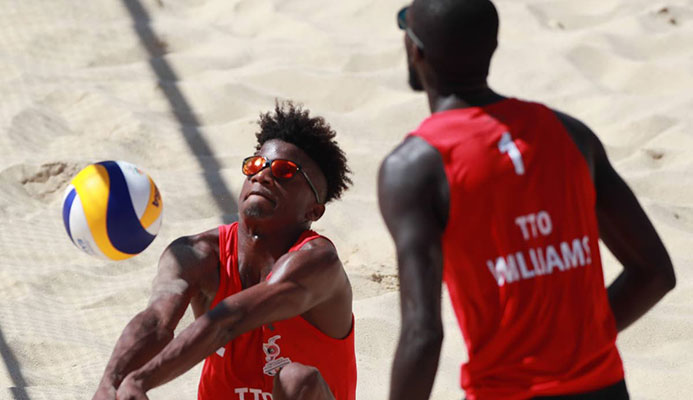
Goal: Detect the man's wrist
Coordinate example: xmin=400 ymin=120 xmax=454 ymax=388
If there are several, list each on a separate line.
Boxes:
xmin=101 ymin=369 xmax=126 ymax=388
xmin=126 ymin=369 xmax=151 ymax=392
xmin=99 ymin=375 xmax=115 ymax=388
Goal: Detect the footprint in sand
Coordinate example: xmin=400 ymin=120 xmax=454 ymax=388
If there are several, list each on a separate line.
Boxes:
xmin=526 ymin=0 xmax=624 ymax=31
xmin=0 ymin=162 xmax=83 ymax=218
xmin=649 ymin=6 xmax=691 ymax=27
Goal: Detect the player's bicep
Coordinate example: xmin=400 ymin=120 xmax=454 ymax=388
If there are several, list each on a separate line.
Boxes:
xmin=148 ymin=229 xmax=220 ymax=329
xmin=378 ymin=139 xmax=445 ymax=327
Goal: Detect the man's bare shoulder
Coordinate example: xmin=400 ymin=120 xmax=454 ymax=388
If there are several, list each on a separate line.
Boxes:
xmin=150 ymin=227 xmax=221 ymax=304
xmin=172 ymin=228 xmax=220 ymax=261
xmin=271 ymin=236 xmax=342 ymax=282
xmin=381 ymin=136 xmax=442 ymax=181
xmin=379 ymin=136 xmax=449 ymax=229
xmin=294 ymin=235 xmax=336 ymax=254
xmin=379 ymin=136 xmax=444 ymax=202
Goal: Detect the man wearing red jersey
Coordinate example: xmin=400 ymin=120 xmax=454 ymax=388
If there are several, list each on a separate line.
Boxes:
xmin=93 ymin=101 xmax=356 ymax=400
xmin=379 ymin=1 xmax=676 ymax=399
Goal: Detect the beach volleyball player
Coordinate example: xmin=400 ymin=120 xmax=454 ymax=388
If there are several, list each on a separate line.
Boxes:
xmin=379 ymin=1 xmax=676 ymax=399
xmin=93 ymin=101 xmax=356 ymax=400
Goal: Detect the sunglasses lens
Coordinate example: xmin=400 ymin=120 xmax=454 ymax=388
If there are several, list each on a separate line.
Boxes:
xmin=271 ymin=160 xmax=299 ymax=179
xmin=397 ymin=7 xmax=408 ymax=29
xmin=242 ymin=156 xmax=265 ymax=176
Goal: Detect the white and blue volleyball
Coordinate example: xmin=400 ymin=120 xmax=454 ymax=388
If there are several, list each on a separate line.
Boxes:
xmin=62 ymin=161 xmax=163 ymax=260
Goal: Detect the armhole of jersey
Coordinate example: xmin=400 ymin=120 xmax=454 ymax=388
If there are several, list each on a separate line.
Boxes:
xmin=546 ymin=108 xmax=598 ymax=206
xmin=295 ymin=312 xmax=356 ymax=342
xmin=211 ymin=223 xmax=237 ymax=308
xmin=549 ymin=108 xmax=597 ymax=187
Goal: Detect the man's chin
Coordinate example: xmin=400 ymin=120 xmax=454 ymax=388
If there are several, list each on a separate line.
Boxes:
xmin=242 ymin=204 xmax=273 ymax=220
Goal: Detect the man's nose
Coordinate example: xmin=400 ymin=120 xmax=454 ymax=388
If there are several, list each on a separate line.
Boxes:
xmin=250 ymin=166 xmax=274 ymax=184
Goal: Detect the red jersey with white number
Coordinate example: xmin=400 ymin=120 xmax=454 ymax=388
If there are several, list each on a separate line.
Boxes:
xmin=197 ymin=222 xmax=357 ymax=400
xmin=409 ymin=98 xmax=623 ymax=399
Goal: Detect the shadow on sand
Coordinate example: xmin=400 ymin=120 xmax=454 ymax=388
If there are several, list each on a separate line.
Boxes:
xmin=0 ymin=328 xmax=29 ymax=399
xmin=122 ymin=0 xmax=239 ymax=223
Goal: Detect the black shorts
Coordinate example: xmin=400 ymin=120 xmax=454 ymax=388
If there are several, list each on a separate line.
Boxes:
xmin=464 ymin=380 xmax=629 ymax=400
xmin=534 ymin=380 xmax=629 ymax=400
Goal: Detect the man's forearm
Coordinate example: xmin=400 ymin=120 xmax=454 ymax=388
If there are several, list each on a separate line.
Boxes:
xmin=608 ymin=268 xmax=675 ymax=332
xmin=389 ymin=325 xmax=443 ymax=400
xmin=128 ymin=307 xmax=237 ymax=391
xmin=99 ymin=310 xmax=174 ymax=388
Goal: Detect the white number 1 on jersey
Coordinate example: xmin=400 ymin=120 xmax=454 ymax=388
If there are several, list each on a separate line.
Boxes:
xmin=498 ymin=132 xmax=525 ymax=175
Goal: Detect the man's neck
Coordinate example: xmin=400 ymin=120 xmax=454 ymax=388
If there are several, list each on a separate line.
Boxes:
xmin=426 ymin=85 xmax=505 ymax=113
xmin=236 ymin=219 xmax=308 ymax=283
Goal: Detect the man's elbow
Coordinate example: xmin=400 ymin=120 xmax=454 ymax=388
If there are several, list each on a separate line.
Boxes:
xmin=401 ymin=320 xmax=444 ymax=351
xmin=642 ymin=260 xmax=676 ymax=299
xmin=123 ymin=308 xmax=176 ymax=345
xmin=656 ymin=264 xmax=676 ymax=293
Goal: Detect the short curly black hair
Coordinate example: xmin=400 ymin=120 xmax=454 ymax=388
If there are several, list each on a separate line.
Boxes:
xmin=256 ymin=101 xmax=352 ymax=203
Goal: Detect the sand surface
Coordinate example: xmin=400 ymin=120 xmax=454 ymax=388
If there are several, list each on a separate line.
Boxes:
xmin=0 ymin=0 xmax=691 ymax=399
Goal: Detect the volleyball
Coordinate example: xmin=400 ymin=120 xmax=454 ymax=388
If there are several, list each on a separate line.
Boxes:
xmin=62 ymin=161 xmax=163 ymax=260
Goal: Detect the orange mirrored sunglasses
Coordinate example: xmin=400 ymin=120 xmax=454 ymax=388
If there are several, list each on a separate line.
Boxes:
xmin=242 ymin=155 xmax=322 ymax=204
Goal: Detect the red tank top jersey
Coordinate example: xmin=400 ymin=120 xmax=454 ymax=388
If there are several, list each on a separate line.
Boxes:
xmin=409 ymin=99 xmax=623 ymax=399
xmin=197 ymin=222 xmax=357 ymax=400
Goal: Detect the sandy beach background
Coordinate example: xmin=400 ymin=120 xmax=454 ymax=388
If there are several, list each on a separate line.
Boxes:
xmin=0 ymin=0 xmax=691 ymax=399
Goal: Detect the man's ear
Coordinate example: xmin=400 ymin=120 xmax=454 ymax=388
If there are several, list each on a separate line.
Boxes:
xmin=306 ymin=203 xmax=326 ymax=222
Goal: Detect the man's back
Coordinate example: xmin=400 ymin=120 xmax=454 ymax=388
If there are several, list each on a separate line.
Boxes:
xmin=409 ymin=99 xmax=623 ymax=398
xmin=385 ymin=1 xmax=675 ymax=399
